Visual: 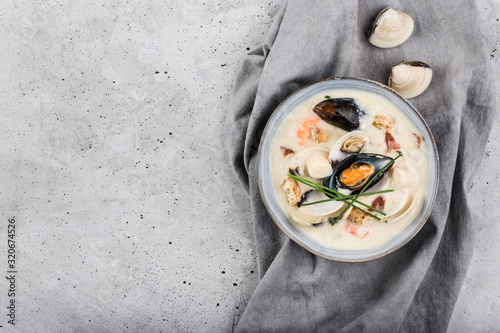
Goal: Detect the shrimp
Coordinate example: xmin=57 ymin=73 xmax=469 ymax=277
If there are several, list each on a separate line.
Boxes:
xmin=297 ymin=117 xmax=322 ymax=145
xmin=345 ymin=224 xmax=371 ymax=239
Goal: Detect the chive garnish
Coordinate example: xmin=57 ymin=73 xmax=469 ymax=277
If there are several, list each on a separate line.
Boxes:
xmin=287 ymin=174 xmax=392 ymax=219
xmin=301 ymin=189 xmax=394 ymax=206
xmin=324 ymin=95 xmax=331 ymax=99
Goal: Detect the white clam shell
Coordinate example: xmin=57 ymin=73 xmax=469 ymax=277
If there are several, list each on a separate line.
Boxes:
xmin=366 ymin=174 xmax=390 ymax=193
xmin=329 ymin=130 xmax=369 ymax=164
xmin=287 ymin=147 xmax=340 ymax=217
xmin=382 ymin=189 xmax=407 ymax=219
xmin=368 ymin=7 xmax=414 ymax=48
xmin=307 ymin=153 xmax=333 ymax=179
xmin=291 ymin=212 xmax=330 ymax=228
xmin=297 ymin=190 xmax=344 ymax=216
xmin=288 ymin=147 xmax=331 ymax=178
xmin=389 ymin=61 xmax=433 ymax=99
xmin=383 ymin=189 xmax=419 ymax=223
xmin=389 ymin=152 xmax=418 ymax=188
xmin=291 ymin=213 xmax=322 ymax=227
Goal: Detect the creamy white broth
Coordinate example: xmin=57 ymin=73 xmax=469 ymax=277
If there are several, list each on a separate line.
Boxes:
xmin=270 ymin=89 xmax=429 ymax=250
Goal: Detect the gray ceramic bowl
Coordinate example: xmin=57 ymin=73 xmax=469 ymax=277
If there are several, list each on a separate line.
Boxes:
xmin=257 ymin=77 xmax=439 ymax=262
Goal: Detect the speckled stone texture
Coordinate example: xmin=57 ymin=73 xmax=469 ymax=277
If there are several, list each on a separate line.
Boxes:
xmin=0 ymin=0 xmax=497 ymax=332
xmin=448 ymin=1 xmax=500 ymax=331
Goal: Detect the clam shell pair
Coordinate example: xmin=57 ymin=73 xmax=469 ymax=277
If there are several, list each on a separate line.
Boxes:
xmin=288 ymin=147 xmax=341 ymax=217
xmin=368 ymin=8 xmax=433 ymax=98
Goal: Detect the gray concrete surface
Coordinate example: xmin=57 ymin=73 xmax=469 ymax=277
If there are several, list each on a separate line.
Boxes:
xmin=448 ymin=1 xmax=500 ymax=331
xmin=0 ymin=0 xmax=497 ymax=332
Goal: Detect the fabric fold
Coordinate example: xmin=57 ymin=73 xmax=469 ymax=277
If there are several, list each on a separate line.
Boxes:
xmin=224 ymin=0 xmax=496 ymax=331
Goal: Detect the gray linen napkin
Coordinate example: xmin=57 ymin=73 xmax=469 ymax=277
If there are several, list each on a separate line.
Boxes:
xmin=224 ymin=0 xmax=496 ymax=331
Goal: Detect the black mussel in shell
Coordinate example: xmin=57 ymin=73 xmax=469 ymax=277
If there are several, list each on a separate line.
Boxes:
xmin=313 ymin=98 xmax=360 ymax=131
xmin=323 ymin=153 xmax=393 ymax=194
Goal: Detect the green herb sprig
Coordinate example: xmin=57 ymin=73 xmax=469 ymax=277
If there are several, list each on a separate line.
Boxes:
xmin=287 ymin=174 xmax=391 ymax=221
xmin=301 ymin=189 xmax=395 ymax=206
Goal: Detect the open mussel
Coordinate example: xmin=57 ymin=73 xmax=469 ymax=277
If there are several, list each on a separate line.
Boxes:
xmin=313 ymin=98 xmax=361 ymax=132
xmin=323 ymin=153 xmax=394 ymax=194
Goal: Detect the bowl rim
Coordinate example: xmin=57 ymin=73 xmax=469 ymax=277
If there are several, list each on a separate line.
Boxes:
xmin=256 ymin=77 xmax=440 ymax=262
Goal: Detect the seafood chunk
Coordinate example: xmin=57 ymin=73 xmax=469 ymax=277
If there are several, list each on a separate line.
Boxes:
xmin=372 ymin=115 xmax=395 ymax=132
xmin=282 ymin=176 xmax=301 ymax=205
xmin=310 ymin=126 xmax=328 ymax=143
xmin=297 ymin=117 xmax=327 ymax=145
xmin=339 ymin=163 xmax=375 ymax=190
xmin=329 ymin=130 xmax=369 ymax=165
xmin=280 ymin=146 xmax=294 ymax=158
xmin=342 ymin=136 xmax=366 ymax=153
xmin=385 ymin=132 xmax=401 ymax=153
xmin=369 ymin=196 xmax=386 ymax=212
xmin=413 ymin=133 xmax=422 ymax=149
xmin=345 ymin=224 xmax=371 ymax=238
xmin=323 ymin=153 xmax=394 ymax=194
xmin=313 ymin=98 xmax=360 ymax=132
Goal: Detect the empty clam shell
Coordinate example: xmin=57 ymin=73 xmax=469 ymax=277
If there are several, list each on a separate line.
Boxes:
xmin=383 ymin=189 xmax=419 ymax=223
xmin=291 ymin=212 xmax=329 ymax=228
xmin=297 ymin=190 xmax=344 ymax=216
xmin=368 ymin=7 xmax=414 ymax=48
xmin=291 ymin=213 xmax=323 ymax=227
xmin=389 ymin=61 xmax=433 ymax=99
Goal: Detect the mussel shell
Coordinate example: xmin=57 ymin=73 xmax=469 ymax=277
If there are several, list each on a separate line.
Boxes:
xmin=313 ymin=98 xmax=361 ymax=132
xmin=323 ymin=153 xmax=394 ymax=194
